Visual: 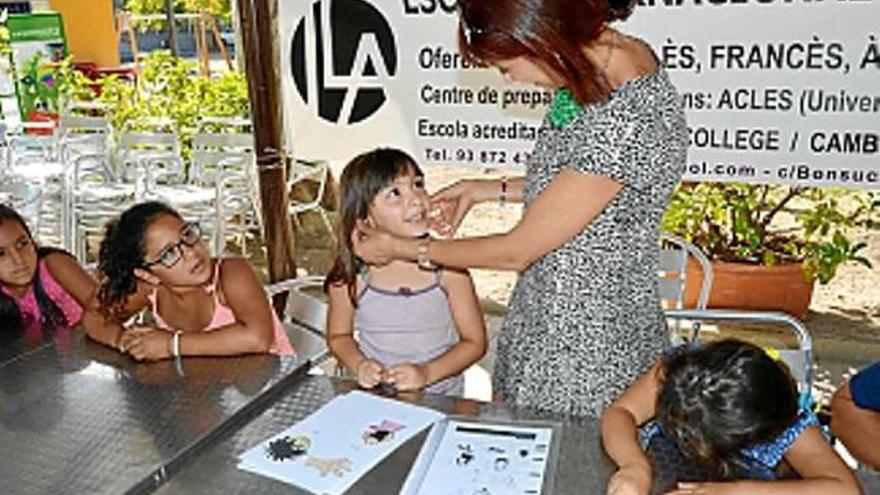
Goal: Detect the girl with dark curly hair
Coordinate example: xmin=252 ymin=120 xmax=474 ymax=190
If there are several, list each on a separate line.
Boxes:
xmin=90 ymin=201 xmax=293 ymax=360
xmin=601 ymin=339 xmax=859 ymax=495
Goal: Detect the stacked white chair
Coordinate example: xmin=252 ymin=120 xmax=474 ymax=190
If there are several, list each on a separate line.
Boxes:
xmin=191 ymin=116 xmax=258 ymax=255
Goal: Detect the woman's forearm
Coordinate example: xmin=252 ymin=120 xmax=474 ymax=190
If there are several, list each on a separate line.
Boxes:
xmin=470 ymin=177 xmax=525 ymax=204
xmin=393 ymin=233 xmax=528 ymax=272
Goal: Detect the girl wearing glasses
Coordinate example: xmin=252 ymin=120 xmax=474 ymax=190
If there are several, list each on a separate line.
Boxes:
xmin=90 ymin=201 xmax=294 ymax=360
xmin=353 ymin=0 xmax=686 ymax=417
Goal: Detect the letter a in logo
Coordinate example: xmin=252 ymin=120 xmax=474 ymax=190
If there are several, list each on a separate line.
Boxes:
xmin=290 ymin=0 xmax=398 ymax=124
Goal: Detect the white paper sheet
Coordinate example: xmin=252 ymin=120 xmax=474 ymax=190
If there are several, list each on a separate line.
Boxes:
xmin=238 ymin=390 xmax=445 ymax=495
xmin=401 ymin=419 xmax=554 ymax=495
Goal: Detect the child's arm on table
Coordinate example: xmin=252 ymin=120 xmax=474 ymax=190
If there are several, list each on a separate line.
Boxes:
xmin=601 ymin=362 xmax=663 ymax=495
xmin=664 ymin=427 xmax=861 ymax=495
xmin=45 ymin=252 xmax=149 ymax=350
xmin=326 ymin=281 xmax=383 ymax=388
xmin=123 ymin=259 xmax=276 ymax=361
xmin=386 ymin=268 xmax=487 ymax=391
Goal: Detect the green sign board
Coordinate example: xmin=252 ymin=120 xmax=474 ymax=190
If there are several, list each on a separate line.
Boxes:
xmin=3 ymin=12 xmax=67 ymax=121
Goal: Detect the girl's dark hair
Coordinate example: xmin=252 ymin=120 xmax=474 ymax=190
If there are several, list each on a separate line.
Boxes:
xmin=656 ymin=339 xmax=800 ymax=475
xmin=97 ymin=201 xmax=181 ymax=317
xmin=0 ymin=205 xmax=70 ymax=334
xmin=457 ymin=0 xmax=634 ymax=105
xmin=323 ymin=148 xmax=423 ymax=305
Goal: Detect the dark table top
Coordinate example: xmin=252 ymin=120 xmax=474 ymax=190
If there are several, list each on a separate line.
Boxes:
xmin=0 ymin=323 xmax=326 ymax=495
xmin=154 ymin=376 xmax=617 ymax=495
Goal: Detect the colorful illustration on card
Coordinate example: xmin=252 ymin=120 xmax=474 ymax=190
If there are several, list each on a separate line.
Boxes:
xmin=265 ymin=435 xmax=311 ymax=461
xmin=305 ymin=456 xmax=354 ymax=477
xmin=362 ymin=419 xmax=406 ymax=445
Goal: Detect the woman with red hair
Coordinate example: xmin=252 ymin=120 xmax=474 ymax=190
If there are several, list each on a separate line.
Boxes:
xmin=354 ymin=0 xmax=687 ymax=418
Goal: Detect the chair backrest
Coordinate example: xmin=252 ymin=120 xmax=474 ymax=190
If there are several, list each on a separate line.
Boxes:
xmin=195 ymin=116 xmax=253 ymax=134
xmin=59 ymin=115 xmax=113 ymax=163
xmin=659 ymin=232 xmax=713 ymax=311
xmin=288 ymin=159 xmax=329 ymax=213
xmin=664 ymin=309 xmax=814 ymax=396
xmin=116 ymin=123 xmax=183 ymax=185
xmin=264 ymin=276 xmax=328 ymax=334
xmin=5 ymin=127 xmax=59 ymax=169
xmin=0 ymin=181 xmax=43 ymax=234
xmin=191 ymin=131 xmax=254 ymax=185
xmin=264 ymin=276 xmax=330 ymax=364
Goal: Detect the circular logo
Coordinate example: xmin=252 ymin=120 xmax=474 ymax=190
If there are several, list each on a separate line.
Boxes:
xmin=290 ymin=0 xmax=398 ymax=124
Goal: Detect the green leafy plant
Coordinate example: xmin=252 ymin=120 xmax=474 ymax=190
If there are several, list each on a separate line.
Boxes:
xmin=126 ymin=0 xmax=232 ymax=31
xmin=662 ymin=183 xmax=877 ymax=284
xmin=72 ymin=50 xmax=249 ymax=161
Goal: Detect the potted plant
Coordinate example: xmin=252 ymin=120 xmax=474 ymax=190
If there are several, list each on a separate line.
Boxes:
xmin=662 ymin=183 xmax=877 ymax=319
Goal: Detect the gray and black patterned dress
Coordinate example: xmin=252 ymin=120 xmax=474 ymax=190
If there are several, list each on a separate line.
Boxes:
xmin=492 ymin=67 xmax=688 ymax=418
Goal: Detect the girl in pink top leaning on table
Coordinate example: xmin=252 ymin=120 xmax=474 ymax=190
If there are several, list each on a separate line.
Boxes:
xmin=90 ymin=201 xmax=293 ymax=360
xmin=0 ymin=205 xmax=97 ymax=338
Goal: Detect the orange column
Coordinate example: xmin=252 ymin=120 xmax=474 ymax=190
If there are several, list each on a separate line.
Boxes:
xmin=48 ymin=0 xmax=120 ymax=67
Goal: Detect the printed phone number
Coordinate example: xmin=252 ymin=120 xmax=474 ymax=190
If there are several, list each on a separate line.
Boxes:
xmin=423 ymin=147 xmax=532 ymax=165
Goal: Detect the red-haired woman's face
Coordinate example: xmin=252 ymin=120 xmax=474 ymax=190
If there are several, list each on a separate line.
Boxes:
xmin=493 ymin=56 xmax=559 ymax=88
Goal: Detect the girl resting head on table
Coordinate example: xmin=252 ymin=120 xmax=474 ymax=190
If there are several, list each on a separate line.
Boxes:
xmin=601 ymin=339 xmax=860 ymax=495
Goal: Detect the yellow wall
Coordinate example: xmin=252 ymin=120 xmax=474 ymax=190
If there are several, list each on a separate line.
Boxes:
xmin=49 ymin=0 xmax=119 ymax=67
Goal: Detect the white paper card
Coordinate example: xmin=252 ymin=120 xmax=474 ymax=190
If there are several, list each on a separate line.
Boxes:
xmin=401 ymin=419 xmax=554 ymax=495
xmin=238 ymin=390 xmax=444 ymax=495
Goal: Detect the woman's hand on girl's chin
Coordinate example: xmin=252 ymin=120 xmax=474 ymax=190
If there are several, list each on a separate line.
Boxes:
xmin=351 ymin=220 xmax=396 ymax=266
xmin=429 ymin=180 xmax=478 ymax=235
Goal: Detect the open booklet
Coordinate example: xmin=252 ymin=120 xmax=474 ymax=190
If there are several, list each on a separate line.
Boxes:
xmin=238 ymin=390 xmax=558 ymax=495
xmin=400 ymin=417 xmax=558 ymax=495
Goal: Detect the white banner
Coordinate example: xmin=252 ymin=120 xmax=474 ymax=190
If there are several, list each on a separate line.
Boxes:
xmin=279 ymin=0 xmax=880 ymax=188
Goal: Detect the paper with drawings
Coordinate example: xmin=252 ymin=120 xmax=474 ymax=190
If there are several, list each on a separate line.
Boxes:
xmin=238 ymin=390 xmax=444 ymax=495
xmin=401 ymin=419 xmax=554 ymax=495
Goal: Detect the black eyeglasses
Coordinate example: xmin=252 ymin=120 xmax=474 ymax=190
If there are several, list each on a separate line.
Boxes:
xmin=143 ymin=222 xmax=202 ymax=269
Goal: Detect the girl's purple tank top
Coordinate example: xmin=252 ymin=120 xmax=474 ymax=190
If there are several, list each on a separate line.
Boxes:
xmin=354 ymin=271 xmax=463 ymax=396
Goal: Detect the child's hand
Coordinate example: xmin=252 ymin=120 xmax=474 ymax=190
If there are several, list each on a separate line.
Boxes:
xmin=120 ymin=327 xmax=172 ymax=361
xmin=385 ymin=363 xmax=428 ymax=391
xmin=355 ymin=359 xmax=384 ymax=389
xmin=606 ymin=463 xmax=651 ymax=495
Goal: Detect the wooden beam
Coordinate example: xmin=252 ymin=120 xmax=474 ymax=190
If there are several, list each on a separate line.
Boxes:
xmin=235 ymin=0 xmax=297 ymax=283
xmin=163 ymin=0 xmax=179 ymax=56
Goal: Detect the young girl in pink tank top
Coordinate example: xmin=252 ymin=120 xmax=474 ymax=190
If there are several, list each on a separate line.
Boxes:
xmin=325 ymin=148 xmax=486 ymax=396
xmin=90 ymin=201 xmax=294 ymax=360
xmin=0 ymin=205 xmax=96 ymax=337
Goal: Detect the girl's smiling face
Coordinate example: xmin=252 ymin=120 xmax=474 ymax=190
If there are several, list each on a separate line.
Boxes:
xmin=0 ymin=219 xmax=38 ymax=295
xmin=139 ymin=213 xmax=212 ymax=287
xmin=367 ymin=168 xmax=430 ymax=239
